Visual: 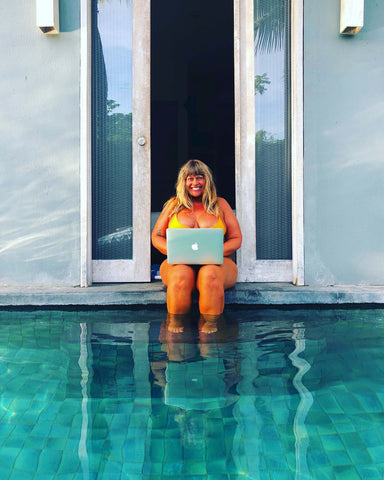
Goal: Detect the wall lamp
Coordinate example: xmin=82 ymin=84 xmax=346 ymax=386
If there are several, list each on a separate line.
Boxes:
xmin=36 ymin=0 xmax=60 ymax=34
xmin=340 ymin=0 xmax=364 ymax=35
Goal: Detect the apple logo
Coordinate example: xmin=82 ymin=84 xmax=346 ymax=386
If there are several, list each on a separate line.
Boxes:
xmin=191 ymin=242 xmax=199 ymax=251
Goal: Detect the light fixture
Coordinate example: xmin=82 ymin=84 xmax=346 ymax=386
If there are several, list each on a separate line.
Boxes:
xmin=340 ymin=0 xmax=364 ymax=35
xmin=36 ymin=0 xmax=60 ymax=34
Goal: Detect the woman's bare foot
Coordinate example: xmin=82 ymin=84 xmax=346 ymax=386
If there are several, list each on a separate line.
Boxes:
xmin=166 ymin=313 xmax=186 ymax=333
xmin=199 ymin=314 xmax=222 ymax=334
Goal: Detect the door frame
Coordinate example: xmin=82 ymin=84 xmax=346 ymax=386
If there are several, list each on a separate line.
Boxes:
xmin=80 ymin=0 xmax=304 ymax=286
xmin=234 ymin=0 xmax=304 ymax=284
xmin=80 ymin=0 xmax=151 ymax=286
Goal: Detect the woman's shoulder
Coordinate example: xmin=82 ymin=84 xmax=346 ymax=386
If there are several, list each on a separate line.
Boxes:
xmin=217 ymin=197 xmax=232 ymax=211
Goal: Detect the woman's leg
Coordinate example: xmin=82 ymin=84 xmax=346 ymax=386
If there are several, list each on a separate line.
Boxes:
xmin=160 ymin=260 xmax=196 ymax=315
xmin=196 ymin=257 xmax=238 ymax=316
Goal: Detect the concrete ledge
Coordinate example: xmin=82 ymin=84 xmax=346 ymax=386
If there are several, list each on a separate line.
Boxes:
xmin=1 ymin=282 xmax=384 ymax=306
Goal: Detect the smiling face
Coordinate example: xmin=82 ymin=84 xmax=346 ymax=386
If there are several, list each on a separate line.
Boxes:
xmin=185 ymin=174 xmax=206 ymax=198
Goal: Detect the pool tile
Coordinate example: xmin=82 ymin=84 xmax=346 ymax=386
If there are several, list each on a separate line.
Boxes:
xmin=359 ymin=429 xmax=383 ymax=448
xmin=265 ymin=453 xmax=290 ymax=471
xmin=356 ymin=464 xmax=382 ymax=479
xmin=37 ymin=449 xmax=63 ymax=473
xmin=13 ymin=448 xmax=40 ymax=472
xmin=183 ymin=461 xmax=207 ymax=475
xmin=270 ymin=470 xmax=293 ymax=480
xmin=311 ymin=466 xmax=335 ymax=480
xmin=317 ymin=393 xmax=344 ymax=414
xmin=333 ymin=465 xmax=361 ymax=480
xmin=206 ymin=458 xmax=228 ymax=474
xmin=207 ymin=475 xmax=230 ymax=480
xmin=162 ymin=460 xmax=182 ymax=475
xmin=320 ymin=434 xmax=344 ymax=451
xmin=308 ymin=449 xmax=331 ymax=467
xmin=367 ymin=445 xmax=384 ymax=463
xmin=353 ymin=393 xmax=383 ymax=413
xmin=326 ymin=449 xmax=351 ymax=466
xmin=9 ymin=470 xmax=35 ymax=480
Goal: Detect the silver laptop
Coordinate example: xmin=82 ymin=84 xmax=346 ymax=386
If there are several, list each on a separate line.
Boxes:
xmin=166 ymin=228 xmax=223 ymax=265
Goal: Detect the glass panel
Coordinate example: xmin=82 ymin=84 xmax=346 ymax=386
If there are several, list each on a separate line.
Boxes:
xmin=92 ymin=0 xmax=133 ymax=260
xmin=254 ymin=0 xmax=292 ymax=260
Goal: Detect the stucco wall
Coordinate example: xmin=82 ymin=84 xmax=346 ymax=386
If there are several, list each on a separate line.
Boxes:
xmin=0 ymin=1 xmax=81 ymax=286
xmin=304 ymin=0 xmax=384 ymax=285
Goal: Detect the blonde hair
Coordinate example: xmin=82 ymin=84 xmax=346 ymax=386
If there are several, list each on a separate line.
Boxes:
xmin=164 ymin=159 xmax=219 ymax=217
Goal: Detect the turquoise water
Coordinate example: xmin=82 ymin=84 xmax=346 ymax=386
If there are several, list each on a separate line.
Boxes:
xmin=1 ymin=307 xmax=384 ymax=479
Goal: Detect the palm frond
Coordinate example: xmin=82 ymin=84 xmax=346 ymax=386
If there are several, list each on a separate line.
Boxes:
xmin=254 ymin=0 xmax=286 ymax=53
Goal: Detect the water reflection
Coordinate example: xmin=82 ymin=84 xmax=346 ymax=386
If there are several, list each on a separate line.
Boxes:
xmin=151 ymin=314 xmax=241 ymax=411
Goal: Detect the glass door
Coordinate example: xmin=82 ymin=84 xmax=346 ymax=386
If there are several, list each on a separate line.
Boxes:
xmin=235 ymin=0 xmax=294 ymax=282
xmin=91 ymin=0 xmax=150 ymax=282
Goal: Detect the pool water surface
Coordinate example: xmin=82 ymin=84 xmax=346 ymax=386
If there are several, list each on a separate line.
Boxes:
xmin=0 ymin=306 xmax=384 ymax=479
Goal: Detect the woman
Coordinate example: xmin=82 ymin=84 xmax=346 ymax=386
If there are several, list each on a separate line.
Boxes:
xmin=152 ymin=159 xmax=242 ymax=331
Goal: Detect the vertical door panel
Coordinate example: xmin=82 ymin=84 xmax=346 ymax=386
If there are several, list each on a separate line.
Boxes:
xmin=91 ymin=0 xmax=150 ymax=282
xmin=235 ymin=0 xmax=293 ymax=282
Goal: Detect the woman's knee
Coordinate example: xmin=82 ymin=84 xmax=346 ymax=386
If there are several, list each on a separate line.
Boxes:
xmin=168 ymin=266 xmax=195 ymax=293
xmin=197 ymin=266 xmax=224 ymax=294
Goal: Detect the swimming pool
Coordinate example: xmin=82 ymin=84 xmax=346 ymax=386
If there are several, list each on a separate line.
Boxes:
xmin=0 ymin=306 xmax=384 ymax=479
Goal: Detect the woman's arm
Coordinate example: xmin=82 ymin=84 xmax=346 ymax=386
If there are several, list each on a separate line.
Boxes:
xmin=151 ymin=204 xmax=172 ymax=255
xmin=218 ymin=197 xmax=242 ymax=257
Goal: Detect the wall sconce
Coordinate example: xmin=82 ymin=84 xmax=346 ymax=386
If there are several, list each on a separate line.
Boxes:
xmin=36 ymin=0 xmax=60 ymax=34
xmin=340 ymin=0 xmax=364 ymax=35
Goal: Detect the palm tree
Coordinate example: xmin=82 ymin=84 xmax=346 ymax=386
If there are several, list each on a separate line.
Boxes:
xmin=254 ymin=0 xmax=287 ymax=53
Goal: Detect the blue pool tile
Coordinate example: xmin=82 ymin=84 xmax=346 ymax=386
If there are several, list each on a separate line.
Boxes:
xmin=308 ymin=449 xmax=331 ymax=467
xmin=346 ymin=445 xmax=373 ymax=464
xmin=367 ymin=445 xmax=384 ymax=463
xmin=359 ymin=429 xmax=383 ymax=448
xmin=37 ymin=449 xmax=63 ymax=473
xmin=14 ymin=448 xmax=40 ymax=472
xmin=0 ymin=447 xmax=20 ymax=468
xmin=206 ymin=458 xmax=228 ymax=474
xmin=183 ymin=461 xmax=207 ymax=475
xmin=9 ymin=470 xmax=35 ymax=480
xmin=265 ymin=453 xmax=290 ymax=471
xmin=333 ymin=465 xmax=361 ymax=480
xmin=326 ymin=449 xmax=352 ymax=466
xmin=207 ymin=475 xmax=230 ymax=480
xmin=57 ymin=451 xmax=80 ymax=475
xmin=3 ymin=437 xmax=25 ymax=449
xmin=311 ymin=466 xmax=335 ymax=480
xmin=320 ymin=434 xmax=344 ymax=451
xmin=162 ymin=460 xmax=182 ymax=475
xmin=353 ymin=393 xmax=383 ymax=413
xmin=317 ymin=392 xmax=344 ymax=414
xmin=262 ymin=436 xmax=284 ymax=454
xmin=149 ymin=438 xmax=165 ymax=462
xmin=270 ymin=470 xmax=293 ymax=480
xmin=356 ymin=464 xmax=382 ymax=479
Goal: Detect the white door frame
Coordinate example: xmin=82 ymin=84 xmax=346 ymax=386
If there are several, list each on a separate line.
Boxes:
xmin=81 ymin=0 xmax=303 ymax=286
xmin=234 ymin=0 xmax=304 ymax=284
xmin=80 ymin=0 xmax=151 ymax=285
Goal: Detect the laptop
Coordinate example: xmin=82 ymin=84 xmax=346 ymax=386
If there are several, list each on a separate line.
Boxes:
xmin=166 ymin=228 xmax=223 ymax=265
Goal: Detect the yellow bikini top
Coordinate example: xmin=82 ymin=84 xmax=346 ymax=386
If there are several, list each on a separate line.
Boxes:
xmin=168 ymin=213 xmax=226 ymax=235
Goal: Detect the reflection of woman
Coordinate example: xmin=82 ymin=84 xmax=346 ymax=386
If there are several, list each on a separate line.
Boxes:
xmin=150 ymin=315 xmax=241 ymax=411
xmin=151 ymin=160 xmax=242 ymax=332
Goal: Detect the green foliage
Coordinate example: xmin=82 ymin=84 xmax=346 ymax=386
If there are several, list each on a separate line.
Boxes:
xmin=254 ymin=73 xmax=271 ymax=95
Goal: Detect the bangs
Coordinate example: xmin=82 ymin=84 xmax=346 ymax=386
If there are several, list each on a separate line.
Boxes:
xmin=184 ymin=161 xmax=205 ymax=178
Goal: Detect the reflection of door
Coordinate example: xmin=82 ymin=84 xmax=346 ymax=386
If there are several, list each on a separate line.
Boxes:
xmin=90 ymin=0 xmax=150 ymax=282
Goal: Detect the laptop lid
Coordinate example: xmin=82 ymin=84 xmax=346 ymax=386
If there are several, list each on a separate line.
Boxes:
xmin=166 ymin=228 xmax=223 ymax=265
